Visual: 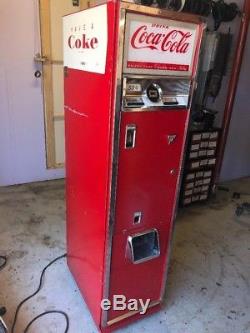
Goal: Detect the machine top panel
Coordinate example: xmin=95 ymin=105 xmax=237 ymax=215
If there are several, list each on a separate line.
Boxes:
xmin=123 ymin=13 xmax=200 ymax=77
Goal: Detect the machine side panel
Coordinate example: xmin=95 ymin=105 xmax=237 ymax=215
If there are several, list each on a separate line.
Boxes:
xmin=64 ymin=2 xmax=117 ymax=326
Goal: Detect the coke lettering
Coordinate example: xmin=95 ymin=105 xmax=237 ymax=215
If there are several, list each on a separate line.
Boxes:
xmin=131 ymin=25 xmax=192 ymax=53
xmin=68 ymin=34 xmax=99 ymax=49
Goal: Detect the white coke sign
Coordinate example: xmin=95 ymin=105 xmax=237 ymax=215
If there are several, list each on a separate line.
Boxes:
xmin=63 ymin=4 xmax=108 ymax=74
xmin=131 ymin=24 xmax=192 ymax=53
xmin=124 ymin=15 xmax=199 ymax=75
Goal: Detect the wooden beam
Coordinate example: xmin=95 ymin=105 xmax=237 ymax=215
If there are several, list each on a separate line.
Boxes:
xmin=39 ymin=0 xmax=57 ymax=168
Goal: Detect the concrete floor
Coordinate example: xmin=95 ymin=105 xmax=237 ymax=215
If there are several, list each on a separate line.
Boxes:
xmin=0 ymin=178 xmax=249 ymax=333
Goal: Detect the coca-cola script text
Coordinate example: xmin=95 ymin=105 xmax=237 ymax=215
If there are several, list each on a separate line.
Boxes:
xmin=131 ymin=25 xmax=192 ymax=53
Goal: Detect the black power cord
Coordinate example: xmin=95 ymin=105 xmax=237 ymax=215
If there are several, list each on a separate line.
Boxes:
xmin=0 ymin=256 xmax=7 ymax=271
xmin=11 ymin=253 xmax=69 ymax=333
xmin=0 ymin=255 xmax=8 ymax=333
xmin=23 ymin=311 xmax=69 ymax=333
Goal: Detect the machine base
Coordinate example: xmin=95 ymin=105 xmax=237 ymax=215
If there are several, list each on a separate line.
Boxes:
xmin=100 ymin=303 xmax=162 ymax=333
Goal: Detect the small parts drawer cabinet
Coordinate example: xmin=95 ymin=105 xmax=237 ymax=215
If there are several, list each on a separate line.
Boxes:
xmin=180 ymin=129 xmax=220 ymax=206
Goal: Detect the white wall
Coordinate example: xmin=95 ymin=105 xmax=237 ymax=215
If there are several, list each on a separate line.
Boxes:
xmin=0 ymin=0 xmax=65 ymax=186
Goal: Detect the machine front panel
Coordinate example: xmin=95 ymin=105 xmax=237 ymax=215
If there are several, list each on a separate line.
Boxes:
xmin=108 ymin=110 xmax=188 ymax=322
xmin=113 ymin=110 xmax=187 ymax=234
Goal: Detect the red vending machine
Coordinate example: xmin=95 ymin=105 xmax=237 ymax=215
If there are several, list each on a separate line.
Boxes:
xmin=63 ymin=1 xmax=204 ymax=331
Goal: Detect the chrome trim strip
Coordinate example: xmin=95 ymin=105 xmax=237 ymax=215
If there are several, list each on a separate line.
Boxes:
xmin=101 ymin=4 xmax=126 ymax=328
xmin=122 ymin=106 xmax=187 ymax=112
xmin=107 ymin=300 xmax=160 ymax=326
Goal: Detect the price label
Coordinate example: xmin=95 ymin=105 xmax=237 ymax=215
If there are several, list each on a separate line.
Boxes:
xmin=127 ymin=83 xmax=142 ymax=93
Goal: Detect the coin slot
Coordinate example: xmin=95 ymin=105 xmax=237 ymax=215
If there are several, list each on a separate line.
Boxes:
xmin=163 ymin=101 xmax=179 ymax=106
xmin=125 ymin=97 xmax=144 ymax=107
xmin=133 ymin=212 xmax=142 ymax=225
xmin=149 ymin=91 xmax=158 ymax=98
xmin=146 ymin=83 xmax=161 ymax=103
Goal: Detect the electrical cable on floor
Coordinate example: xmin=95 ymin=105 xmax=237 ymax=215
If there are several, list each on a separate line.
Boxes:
xmin=0 ymin=255 xmax=8 ymax=333
xmin=0 ymin=256 xmax=7 ymax=271
xmin=11 ymin=253 xmax=69 ymax=333
xmin=23 ymin=310 xmax=69 ymax=333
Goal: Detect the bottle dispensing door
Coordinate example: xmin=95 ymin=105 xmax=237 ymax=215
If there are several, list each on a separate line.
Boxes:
xmin=107 ymin=75 xmax=191 ymax=323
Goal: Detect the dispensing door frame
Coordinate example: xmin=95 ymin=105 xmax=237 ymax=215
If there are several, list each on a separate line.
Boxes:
xmin=100 ymin=1 xmax=206 ymax=328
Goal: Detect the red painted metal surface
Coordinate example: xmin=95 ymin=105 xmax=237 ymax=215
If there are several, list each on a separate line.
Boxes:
xmin=108 ymin=110 xmax=188 ymax=322
xmin=113 ymin=111 xmax=187 ymax=235
xmin=64 ymin=1 xmax=118 ymax=326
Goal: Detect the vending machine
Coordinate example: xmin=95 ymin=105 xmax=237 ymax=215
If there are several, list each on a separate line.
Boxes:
xmin=63 ymin=1 xmax=204 ymax=331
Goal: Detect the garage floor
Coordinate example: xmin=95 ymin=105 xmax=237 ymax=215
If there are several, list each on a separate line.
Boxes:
xmin=0 ymin=178 xmax=249 ymax=333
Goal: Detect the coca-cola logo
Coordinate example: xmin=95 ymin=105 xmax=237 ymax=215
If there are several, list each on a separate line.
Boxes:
xmin=130 ymin=25 xmax=192 ymax=53
xmin=68 ymin=34 xmax=99 ymax=49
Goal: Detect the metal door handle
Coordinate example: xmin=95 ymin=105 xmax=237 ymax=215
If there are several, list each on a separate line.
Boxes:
xmin=125 ymin=125 xmax=136 ymax=149
xmin=34 ymin=53 xmax=48 ymax=63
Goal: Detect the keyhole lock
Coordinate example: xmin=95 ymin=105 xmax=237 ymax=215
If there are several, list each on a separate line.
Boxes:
xmin=170 ymin=169 xmax=176 ymax=175
xmin=146 ymin=83 xmax=162 ymax=103
xmin=34 ymin=70 xmax=42 ymax=78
